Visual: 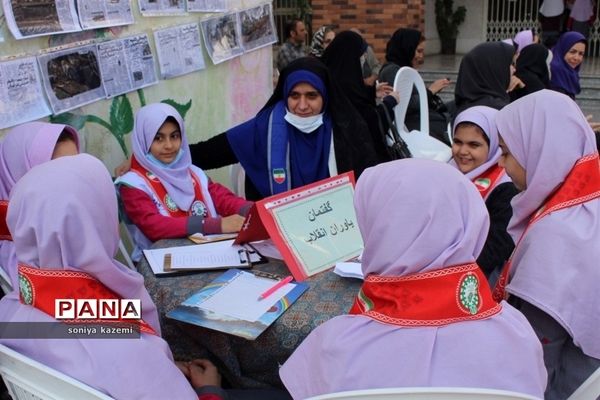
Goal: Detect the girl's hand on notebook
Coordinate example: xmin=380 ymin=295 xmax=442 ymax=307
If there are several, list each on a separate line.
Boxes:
xmin=221 ymin=214 xmax=245 ymax=233
xmin=189 ymin=359 xmax=222 ymax=388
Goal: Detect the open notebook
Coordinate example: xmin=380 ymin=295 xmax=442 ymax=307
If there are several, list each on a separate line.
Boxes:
xmin=143 ymin=239 xmax=262 ymax=276
xmin=167 ymin=269 xmax=308 ymax=340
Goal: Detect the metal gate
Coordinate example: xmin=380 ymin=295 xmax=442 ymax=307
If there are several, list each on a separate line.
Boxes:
xmin=486 ymin=0 xmax=600 ymax=57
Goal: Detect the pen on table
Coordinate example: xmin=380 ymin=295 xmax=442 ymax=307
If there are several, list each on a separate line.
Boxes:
xmin=257 ymin=276 xmax=293 ymax=301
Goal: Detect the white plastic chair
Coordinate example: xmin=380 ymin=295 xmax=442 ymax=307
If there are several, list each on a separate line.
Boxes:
xmin=115 ymin=196 xmax=137 ymax=270
xmin=306 ymin=387 xmax=540 ymax=400
xmin=229 ymin=163 xmax=246 ymax=198
xmin=0 ymin=344 xmax=114 ymax=400
xmin=567 ymin=367 xmax=600 ymax=400
xmin=117 ymin=237 xmax=136 ymax=270
xmin=392 ymin=67 xmax=452 ymax=162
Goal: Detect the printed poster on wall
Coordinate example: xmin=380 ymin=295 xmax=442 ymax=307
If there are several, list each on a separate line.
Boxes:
xmin=239 ymin=3 xmax=277 ymax=52
xmin=0 ymin=56 xmax=52 ymax=129
xmin=76 ymin=0 xmax=134 ymax=30
xmin=200 ymin=12 xmax=243 ymax=65
xmin=138 ymin=0 xmax=186 ymax=16
xmin=97 ymin=34 xmax=158 ymax=98
xmin=3 ymin=0 xmax=82 ymax=40
xmin=37 ymin=44 xmax=106 ymax=114
xmin=153 ymin=23 xmax=206 ymax=79
xmin=187 ymin=0 xmax=228 ymax=13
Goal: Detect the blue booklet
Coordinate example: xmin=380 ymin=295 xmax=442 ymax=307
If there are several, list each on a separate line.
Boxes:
xmin=166 ymin=269 xmax=308 ymax=340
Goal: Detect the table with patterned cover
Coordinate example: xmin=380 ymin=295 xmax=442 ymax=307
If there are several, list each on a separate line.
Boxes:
xmin=138 ymin=238 xmax=362 ymax=389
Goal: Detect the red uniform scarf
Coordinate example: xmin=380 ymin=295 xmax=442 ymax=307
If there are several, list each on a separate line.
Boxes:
xmin=493 ymin=153 xmax=600 ymax=301
xmin=130 ymin=155 xmax=210 ymax=217
xmin=349 ymin=263 xmax=501 ymax=327
xmin=0 ymin=200 xmax=11 ymax=241
xmin=18 ymin=264 xmax=157 ymax=335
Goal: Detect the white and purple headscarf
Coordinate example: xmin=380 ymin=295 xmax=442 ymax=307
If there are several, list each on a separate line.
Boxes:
xmin=131 ymin=103 xmax=194 ymax=211
xmin=513 ymin=30 xmax=536 ymax=53
xmin=496 ymin=89 xmax=600 ymax=359
xmin=280 ymin=159 xmax=546 ymax=399
xmin=0 ymin=122 xmax=79 ymax=288
xmin=0 ymin=154 xmax=197 ymax=399
xmin=450 ymin=106 xmax=507 ymax=181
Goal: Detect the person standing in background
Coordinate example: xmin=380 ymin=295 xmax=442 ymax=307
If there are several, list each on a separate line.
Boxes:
xmin=549 ymin=31 xmax=587 ymax=99
xmin=309 ymin=25 xmax=335 ymax=59
xmin=568 ymin=0 xmax=596 ymax=38
xmin=350 ymin=28 xmax=382 ymax=87
xmin=539 ymin=0 xmax=567 ymax=47
xmin=276 ymin=19 xmax=308 ymax=72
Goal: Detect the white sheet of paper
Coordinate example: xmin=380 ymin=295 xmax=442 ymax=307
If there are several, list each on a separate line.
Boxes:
xmin=333 ymin=262 xmax=364 ymax=280
xmin=143 ymin=240 xmax=260 ymax=275
xmin=197 ymin=271 xmax=295 ymax=322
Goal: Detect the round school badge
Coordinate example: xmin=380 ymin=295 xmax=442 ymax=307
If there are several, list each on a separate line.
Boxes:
xmin=457 ymin=273 xmax=480 ymax=315
xmin=19 ymin=274 xmax=33 ymax=305
xmin=164 ymin=194 xmax=178 ymax=212
xmin=191 ymin=200 xmax=208 ymax=217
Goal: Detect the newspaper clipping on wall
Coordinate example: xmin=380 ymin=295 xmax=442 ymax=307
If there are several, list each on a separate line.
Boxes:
xmin=3 ymin=0 xmax=82 ymax=40
xmin=154 ymin=23 xmax=206 ymax=79
xmin=200 ymin=12 xmax=243 ymax=65
xmin=0 ymin=56 xmax=52 ymax=129
xmin=138 ymin=0 xmax=186 ymax=16
xmin=97 ymin=34 xmax=158 ymax=98
xmin=187 ymin=0 xmax=228 ymax=13
xmin=37 ymin=44 xmax=105 ymax=114
xmin=239 ymin=3 xmax=277 ymax=53
xmin=76 ymin=0 xmax=134 ymax=30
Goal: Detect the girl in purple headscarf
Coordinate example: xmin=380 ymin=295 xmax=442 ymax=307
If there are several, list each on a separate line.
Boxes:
xmin=494 ymin=89 xmax=600 ymax=399
xmin=549 ymin=31 xmax=587 ymax=99
xmin=506 ymin=29 xmax=539 ymax=55
xmin=449 ymin=106 xmax=518 ymax=281
xmin=0 ymin=154 xmax=227 ymax=399
xmin=115 ymin=103 xmax=252 ymax=262
xmin=0 ymin=122 xmax=79 ymax=289
xmin=280 ymin=158 xmax=546 ymax=400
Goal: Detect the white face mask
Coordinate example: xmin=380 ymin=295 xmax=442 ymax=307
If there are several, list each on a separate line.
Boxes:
xmin=284 ymin=110 xmax=324 ymax=133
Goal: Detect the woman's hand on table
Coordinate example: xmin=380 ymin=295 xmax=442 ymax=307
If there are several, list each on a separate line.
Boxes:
xmin=188 ymin=359 xmax=222 ymax=389
xmin=176 ymin=359 xmax=222 ymax=388
xmin=221 ymin=214 xmax=245 ymax=233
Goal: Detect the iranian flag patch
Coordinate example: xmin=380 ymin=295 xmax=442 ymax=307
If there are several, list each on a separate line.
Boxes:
xmin=474 ymin=178 xmax=491 ymax=192
xmin=272 ymin=168 xmax=286 ymax=184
